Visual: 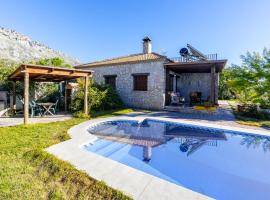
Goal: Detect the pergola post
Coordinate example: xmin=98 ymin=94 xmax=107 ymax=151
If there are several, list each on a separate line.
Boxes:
xmin=84 ymin=76 xmax=89 ymax=115
xmin=12 ymin=81 xmax=16 ymax=112
xmin=64 ymin=83 xmax=67 ymax=112
xmin=210 ymin=65 xmax=216 ymax=104
xmin=24 ymin=72 xmax=29 ymax=124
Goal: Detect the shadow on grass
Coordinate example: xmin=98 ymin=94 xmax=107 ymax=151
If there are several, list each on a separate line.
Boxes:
xmin=91 ymin=108 xmax=136 ymax=118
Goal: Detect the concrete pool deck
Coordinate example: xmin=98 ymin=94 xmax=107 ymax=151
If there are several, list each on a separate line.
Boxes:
xmin=46 ymin=114 xmax=270 ymax=200
xmin=0 ymin=113 xmax=73 ymax=127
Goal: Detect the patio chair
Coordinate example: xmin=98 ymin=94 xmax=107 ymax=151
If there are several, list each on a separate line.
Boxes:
xmin=189 ymin=92 xmax=202 ymax=106
xmin=31 ymin=100 xmax=44 ymax=116
xmin=48 ymin=99 xmax=59 ymax=115
xmin=19 ymin=97 xmax=43 ymax=117
xmin=170 ymin=92 xmax=185 ymax=105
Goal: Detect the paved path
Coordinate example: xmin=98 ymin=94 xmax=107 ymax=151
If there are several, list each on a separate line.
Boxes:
xmin=127 ymin=108 xmax=269 ymax=131
xmin=1 ymin=108 xmax=267 ymax=132
xmin=0 ymin=114 xmax=73 ymax=127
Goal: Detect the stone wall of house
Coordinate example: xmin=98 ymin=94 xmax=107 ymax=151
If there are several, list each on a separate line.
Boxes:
xmin=176 ymin=73 xmax=218 ymax=102
xmin=86 ymin=61 xmax=166 ymax=110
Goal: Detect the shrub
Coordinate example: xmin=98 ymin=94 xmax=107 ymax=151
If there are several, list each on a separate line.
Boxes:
xmin=35 ymin=83 xmax=59 ymax=102
xmin=237 ymin=104 xmax=270 ymax=120
xmin=226 ymin=49 xmax=270 ymax=107
xmin=71 ymin=79 xmax=123 ymax=114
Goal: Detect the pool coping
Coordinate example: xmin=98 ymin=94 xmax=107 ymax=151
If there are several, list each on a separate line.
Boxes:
xmin=46 ymin=116 xmax=270 ymax=200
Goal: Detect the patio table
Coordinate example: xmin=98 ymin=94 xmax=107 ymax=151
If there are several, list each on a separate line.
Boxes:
xmin=37 ymin=102 xmax=55 ymax=115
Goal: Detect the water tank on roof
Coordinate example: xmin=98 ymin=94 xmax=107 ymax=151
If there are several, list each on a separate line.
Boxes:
xmin=179 ymin=48 xmax=189 ymax=57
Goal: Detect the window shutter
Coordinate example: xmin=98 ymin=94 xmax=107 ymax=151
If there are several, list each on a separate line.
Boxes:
xmin=133 ymin=74 xmax=148 ymax=91
xmin=104 ymin=76 xmax=116 ymax=88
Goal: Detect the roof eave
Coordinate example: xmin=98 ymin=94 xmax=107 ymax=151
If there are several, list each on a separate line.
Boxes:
xmin=164 ymin=59 xmax=227 ymax=66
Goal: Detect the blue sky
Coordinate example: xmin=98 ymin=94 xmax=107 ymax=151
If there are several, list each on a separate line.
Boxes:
xmin=1 ymin=0 xmax=270 ymax=65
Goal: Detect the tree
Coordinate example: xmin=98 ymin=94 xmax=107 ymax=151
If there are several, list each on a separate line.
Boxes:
xmin=227 ymin=49 xmax=270 ymax=107
xmin=0 ymin=59 xmax=21 ymax=92
xmin=31 ymin=57 xmax=72 ymax=68
xmin=31 ymin=57 xmax=73 ymax=101
xmin=218 ymin=67 xmax=236 ymax=100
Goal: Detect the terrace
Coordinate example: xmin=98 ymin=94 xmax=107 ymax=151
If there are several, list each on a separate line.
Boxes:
xmin=170 ymin=53 xmax=218 ymax=63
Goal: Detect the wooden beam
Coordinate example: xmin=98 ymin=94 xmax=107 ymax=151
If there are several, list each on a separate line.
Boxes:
xmin=9 ymin=65 xmax=93 ymax=82
xmin=12 ymin=81 xmax=16 ymax=112
xmin=9 ymin=66 xmax=25 ymax=79
xmin=25 ymin=68 xmax=90 ymax=77
xmin=84 ymin=76 xmax=89 ymax=115
xmin=32 ymin=74 xmax=47 ymax=79
xmin=24 ymin=72 xmax=29 ymax=124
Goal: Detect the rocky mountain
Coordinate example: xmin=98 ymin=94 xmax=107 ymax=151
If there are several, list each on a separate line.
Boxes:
xmin=0 ymin=27 xmax=80 ymax=65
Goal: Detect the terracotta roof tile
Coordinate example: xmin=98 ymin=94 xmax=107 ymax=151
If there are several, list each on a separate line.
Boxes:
xmin=75 ymin=53 xmax=171 ymax=68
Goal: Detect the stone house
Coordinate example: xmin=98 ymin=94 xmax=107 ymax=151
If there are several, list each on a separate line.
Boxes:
xmin=75 ymin=37 xmax=227 ymax=110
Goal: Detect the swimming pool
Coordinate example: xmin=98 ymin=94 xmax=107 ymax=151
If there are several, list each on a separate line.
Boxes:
xmin=84 ymin=118 xmax=270 ymax=200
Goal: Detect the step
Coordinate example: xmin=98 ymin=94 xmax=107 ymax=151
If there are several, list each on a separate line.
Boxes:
xmin=104 ymin=143 xmax=128 ymax=157
xmin=109 ymin=144 xmax=132 ymax=160
xmin=96 ymin=142 xmax=124 ymax=156
xmin=86 ymin=139 xmax=114 ymax=152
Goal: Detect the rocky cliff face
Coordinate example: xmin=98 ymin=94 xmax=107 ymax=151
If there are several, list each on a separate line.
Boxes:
xmin=0 ymin=27 xmax=80 ymax=65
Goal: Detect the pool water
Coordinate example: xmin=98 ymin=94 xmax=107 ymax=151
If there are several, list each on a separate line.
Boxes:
xmin=84 ymin=119 xmax=270 ymax=200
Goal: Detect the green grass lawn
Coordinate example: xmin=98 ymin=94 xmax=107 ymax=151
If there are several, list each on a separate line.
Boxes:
xmin=0 ymin=108 xmax=134 ymax=200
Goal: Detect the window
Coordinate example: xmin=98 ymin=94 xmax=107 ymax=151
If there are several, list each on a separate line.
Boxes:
xmin=133 ymin=73 xmax=149 ymax=91
xmin=104 ymin=75 xmax=117 ymax=88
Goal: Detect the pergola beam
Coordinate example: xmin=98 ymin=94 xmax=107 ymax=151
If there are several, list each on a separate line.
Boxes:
xmin=25 ymin=68 xmax=88 ymax=77
xmin=9 ymin=64 xmax=93 ymax=82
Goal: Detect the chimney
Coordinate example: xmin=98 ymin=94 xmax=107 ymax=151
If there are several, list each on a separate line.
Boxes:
xmin=143 ymin=37 xmax=152 ymax=54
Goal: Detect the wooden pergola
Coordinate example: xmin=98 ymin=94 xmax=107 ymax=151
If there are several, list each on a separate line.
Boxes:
xmin=8 ymin=64 xmax=93 ymax=124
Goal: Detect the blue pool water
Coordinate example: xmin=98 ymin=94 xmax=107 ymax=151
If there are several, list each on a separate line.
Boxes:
xmin=84 ymin=119 xmax=270 ymax=200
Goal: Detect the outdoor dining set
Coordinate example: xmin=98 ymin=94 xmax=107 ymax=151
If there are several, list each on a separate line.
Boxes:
xmin=19 ymin=98 xmax=58 ymax=117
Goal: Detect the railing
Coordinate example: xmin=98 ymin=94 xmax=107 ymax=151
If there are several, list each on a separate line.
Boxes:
xmin=170 ymin=53 xmax=218 ymax=63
